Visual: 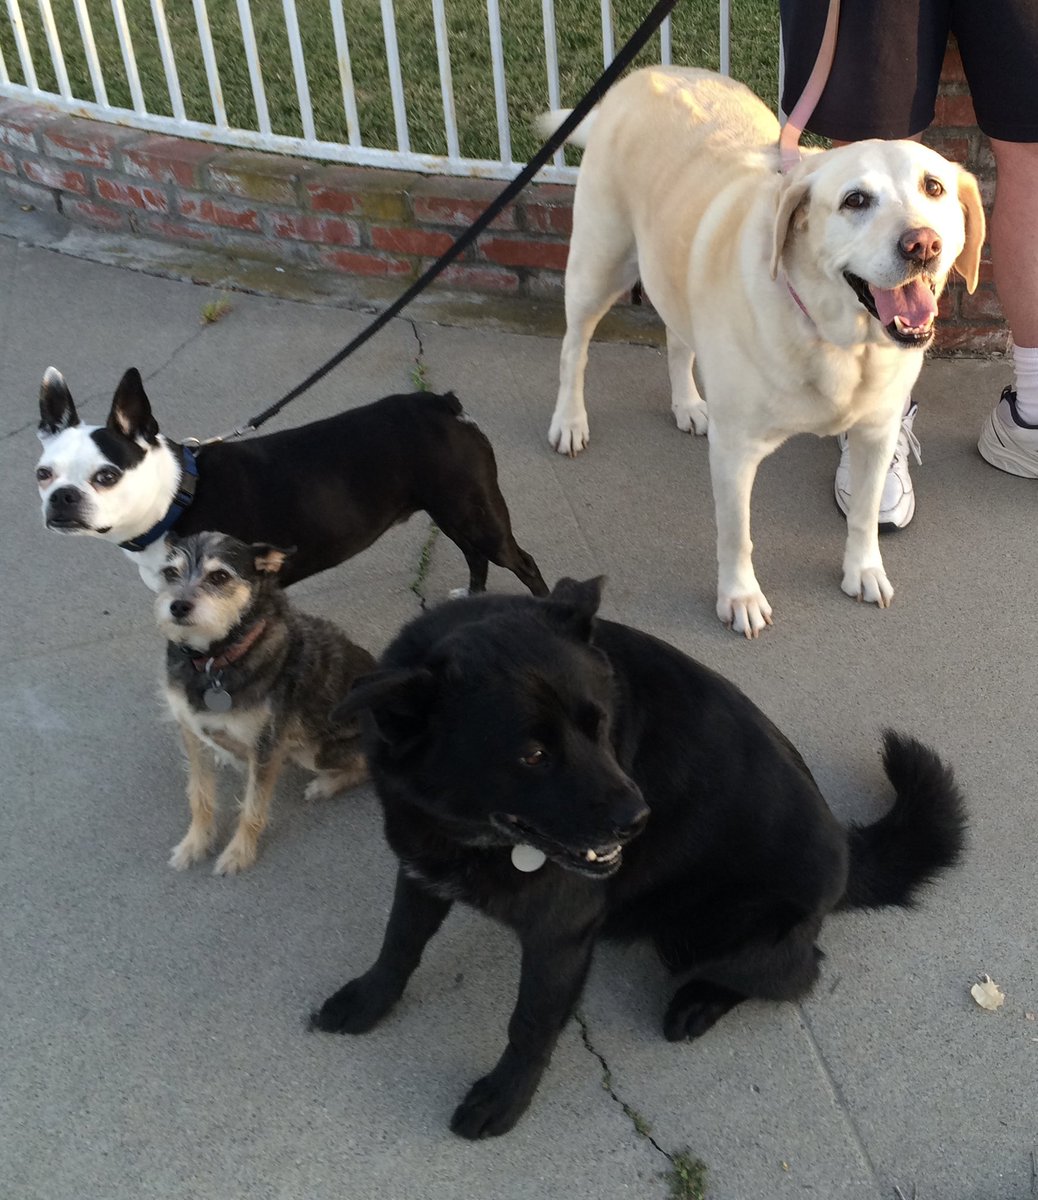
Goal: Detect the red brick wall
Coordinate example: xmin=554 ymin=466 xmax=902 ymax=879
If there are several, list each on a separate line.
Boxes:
xmin=0 ymin=100 xmax=570 ymax=304
xmin=0 ymin=42 xmax=1006 ymax=352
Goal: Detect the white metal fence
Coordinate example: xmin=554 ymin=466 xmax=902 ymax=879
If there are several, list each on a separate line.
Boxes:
xmin=0 ymin=0 xmax=775 ymax=182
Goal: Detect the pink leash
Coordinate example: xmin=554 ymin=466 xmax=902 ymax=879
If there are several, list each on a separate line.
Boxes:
xmin=778 ymin=0 xmax=842 ymax=173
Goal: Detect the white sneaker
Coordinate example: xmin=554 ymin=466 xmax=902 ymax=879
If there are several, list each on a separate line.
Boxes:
xmin=835 ymin=403 xmax=921 ymax=530
xmin=977 ymin=387 xmax=1038 ymax=478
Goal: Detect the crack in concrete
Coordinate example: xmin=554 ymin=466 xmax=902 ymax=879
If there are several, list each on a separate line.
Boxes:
xmin=575 ymin=1009 xmax=707 ymax=1198
xmin=2 ymin=315 xmax=214 ymax=442
xmin=408 ymin=318 xmax=429 ymax=392
xmin=1 ymin=416 xmax=40 ymax=442
xmin=3 ymin=626 xmax=151 ymax=669
xmin=796 ymin=1002 xmax=886 ymax=1197
xmin=138 ymin=321 xmax=219 ymax=417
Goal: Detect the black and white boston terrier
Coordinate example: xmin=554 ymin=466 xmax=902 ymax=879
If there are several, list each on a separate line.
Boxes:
xmin=34 ymin=367 xmax=548 ymax=596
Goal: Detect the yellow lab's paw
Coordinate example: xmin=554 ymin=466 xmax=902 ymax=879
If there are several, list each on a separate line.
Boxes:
xmin=716 ymin=591 xmax=773 ymax=639
xmin=548 ymin=414 xmax=590 ymax=457
xmin=841 ymin=565 xmax=894 ymax=608
xmin=672 ymin=398 xmax=708 ymax=436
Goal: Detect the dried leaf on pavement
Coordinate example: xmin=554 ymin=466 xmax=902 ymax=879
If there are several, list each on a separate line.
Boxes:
xmin=970 ymin=974 xmax=1005 ymax=1011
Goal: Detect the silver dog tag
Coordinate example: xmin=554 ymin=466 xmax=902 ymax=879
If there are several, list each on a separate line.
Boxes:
xmin=204 ymin=684 xmax=232 ymax=712
xmin=511 ymin=843 xmax=546 ymax=873
xmin=202 ymin=660 xmax=232 ymax=712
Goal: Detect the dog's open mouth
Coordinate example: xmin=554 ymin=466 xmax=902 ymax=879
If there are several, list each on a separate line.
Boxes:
xmin=844 ymin=272 xmax=937 ymax=347
xmin=492 ymin=813 xmax=623 ymax=878
xmin=46 ymin=515 xmax=105 ymax=533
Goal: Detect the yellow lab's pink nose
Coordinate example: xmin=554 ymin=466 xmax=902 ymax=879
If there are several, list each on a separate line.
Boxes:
xmin=898 ymin=226 xmax=942 ymax=264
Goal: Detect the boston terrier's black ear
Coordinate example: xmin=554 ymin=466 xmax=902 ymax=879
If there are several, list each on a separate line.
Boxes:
xmin=543 ymin=576 xmax=606 ymax=642
xmin=37 ymin=367 xmax=79 ymax=441
xmin=108 ymin=368 xmax=160 ymax=443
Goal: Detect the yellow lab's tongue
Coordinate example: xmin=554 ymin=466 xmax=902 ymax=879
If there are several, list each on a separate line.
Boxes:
xmin=873 ymin=278 xmax=937 ymax=328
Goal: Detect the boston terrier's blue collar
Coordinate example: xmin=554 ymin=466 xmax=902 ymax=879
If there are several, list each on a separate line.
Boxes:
xmin=120 ymin=443 xmax=199 ymax=553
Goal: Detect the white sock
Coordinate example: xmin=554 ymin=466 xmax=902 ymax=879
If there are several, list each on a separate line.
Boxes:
xmin=1011 ymin=343 xmax=1038 ymax=425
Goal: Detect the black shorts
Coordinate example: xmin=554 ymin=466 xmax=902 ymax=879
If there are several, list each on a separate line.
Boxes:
xmin=779 ymin=0 xmax=1038 ymax=142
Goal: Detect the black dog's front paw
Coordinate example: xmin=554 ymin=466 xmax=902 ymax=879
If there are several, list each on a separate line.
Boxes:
xmin=308 ymin=975 xmax=397 ymax=1035
xmin=664 ymin=980 xmax=744 ymax=1042
xmin=450 ymin=1065 xmax=540 ymax=1140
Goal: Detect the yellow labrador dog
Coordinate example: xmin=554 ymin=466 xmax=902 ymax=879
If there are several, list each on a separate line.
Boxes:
xmin=542 ymin=67 xmax=984 ymax=637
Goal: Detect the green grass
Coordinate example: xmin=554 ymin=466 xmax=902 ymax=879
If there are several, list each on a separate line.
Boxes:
xmin=0 ymin=0 xmax=779 ymax=162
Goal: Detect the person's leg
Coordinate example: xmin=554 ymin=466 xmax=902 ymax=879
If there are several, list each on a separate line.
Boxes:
xmin=988 ymin=139 xmax=1038 ymax=353
xmin=990 ymin=136 xmax=1038 ymax=437
xmin=780 ymin=0 xmax=944 ymax=140
xmin=976 ymin=140 xmax=1038 ymax=475
xmin=955 ymin=0 xmax=1038 ymax=474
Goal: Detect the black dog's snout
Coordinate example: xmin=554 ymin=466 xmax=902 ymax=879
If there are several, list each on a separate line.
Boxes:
xmin=49 ymin=485 xmax=81 ymax=509
xmin=613 ymin=792 xmax=650 ymax=842
xmin=170 ymin=599 xmax=194 ymax=619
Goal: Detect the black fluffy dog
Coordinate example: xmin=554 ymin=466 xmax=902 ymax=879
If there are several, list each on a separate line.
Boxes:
xmin=310 ymin=578 xmax=966 ymax=1138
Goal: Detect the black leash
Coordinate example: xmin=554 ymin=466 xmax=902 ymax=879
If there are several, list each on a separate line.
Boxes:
xmin=224 ymin=0 xmax=681 ymax=440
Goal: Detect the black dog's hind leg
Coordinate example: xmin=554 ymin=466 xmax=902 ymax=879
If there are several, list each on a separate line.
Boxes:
xmin=504 ymin=543 xmax=550 ymax=597
xmin=442 ymin=526 xmax=547 ymax=597
xmin=450 ymin=921 xmax=597 ymax=1139
xmin=660 ymin=911 xmax=824 ymax=1042
xmin=461 ymin=547 xmax=490 ymax=595
xmin=309 ymin=869 xmax=451 ymax=1034
xmin=433 ymin=493 xmax=549 ymax=598
xmin=664 ymin=980 xmax=745 ymax=1041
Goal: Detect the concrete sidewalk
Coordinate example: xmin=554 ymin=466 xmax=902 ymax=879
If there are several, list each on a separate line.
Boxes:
xmin=1 ymin=226 xmax=1035 ymax=1200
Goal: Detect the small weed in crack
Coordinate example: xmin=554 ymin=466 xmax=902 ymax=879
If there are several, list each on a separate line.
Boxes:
xmin=666 ymin=1151 xmax=708 ymax=1200
xmin=200 ymin=295 xmax=233 ymax=325
xmin=404 ymin=320 xmax=436 ymax=603
xmin=575 ymin=1010 xmax=708 ymax=1199
xmin=411 ymin=358 xmax=430 ymax=392
xmin=410 ymin=523 xmax=440 ymax=607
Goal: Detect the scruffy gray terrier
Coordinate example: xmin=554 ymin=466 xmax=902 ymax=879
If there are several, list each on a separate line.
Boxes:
xmin=156 ymin=531 xmax=375 ymax=875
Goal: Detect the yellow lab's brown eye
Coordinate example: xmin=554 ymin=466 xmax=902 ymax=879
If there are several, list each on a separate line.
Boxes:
xmin=924 ymin=176 xmax=945 ymax=198
xmin=520 ymin=746 xmax=546 ymax=767
xmin=841 ymin=190 xmax=869 ymax=210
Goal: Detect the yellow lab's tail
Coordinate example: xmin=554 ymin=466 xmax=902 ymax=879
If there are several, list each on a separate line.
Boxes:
xmin=534 ymin=108 xmax=597 ymax=149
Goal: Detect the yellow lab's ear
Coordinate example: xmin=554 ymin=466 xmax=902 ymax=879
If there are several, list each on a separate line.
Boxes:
xmin=954 ymin=169 xmax=986 ymax=294
xmin=769 ymin=175 xmax=812 ymax=280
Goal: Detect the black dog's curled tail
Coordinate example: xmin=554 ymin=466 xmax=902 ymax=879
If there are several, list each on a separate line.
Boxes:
xmin=839 ymin=730 xmax=967 ymax=911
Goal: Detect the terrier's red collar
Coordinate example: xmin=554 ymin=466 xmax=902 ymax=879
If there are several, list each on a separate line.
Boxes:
xmin=191 ymin=619 xmax=268 ymax=672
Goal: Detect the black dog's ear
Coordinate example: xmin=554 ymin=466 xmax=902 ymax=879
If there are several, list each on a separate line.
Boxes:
xmin=332 ymin=667 xmax=437 ymax=749
xmin=543 ymin=576 xmax=606 ymax=642
xmin=252 ymin=544 xmax=296 ymax=575
xmin=38 ymin=367 xmax=79 ymax=440
xmin=108 ymin=368 xmax=160 ymax=443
